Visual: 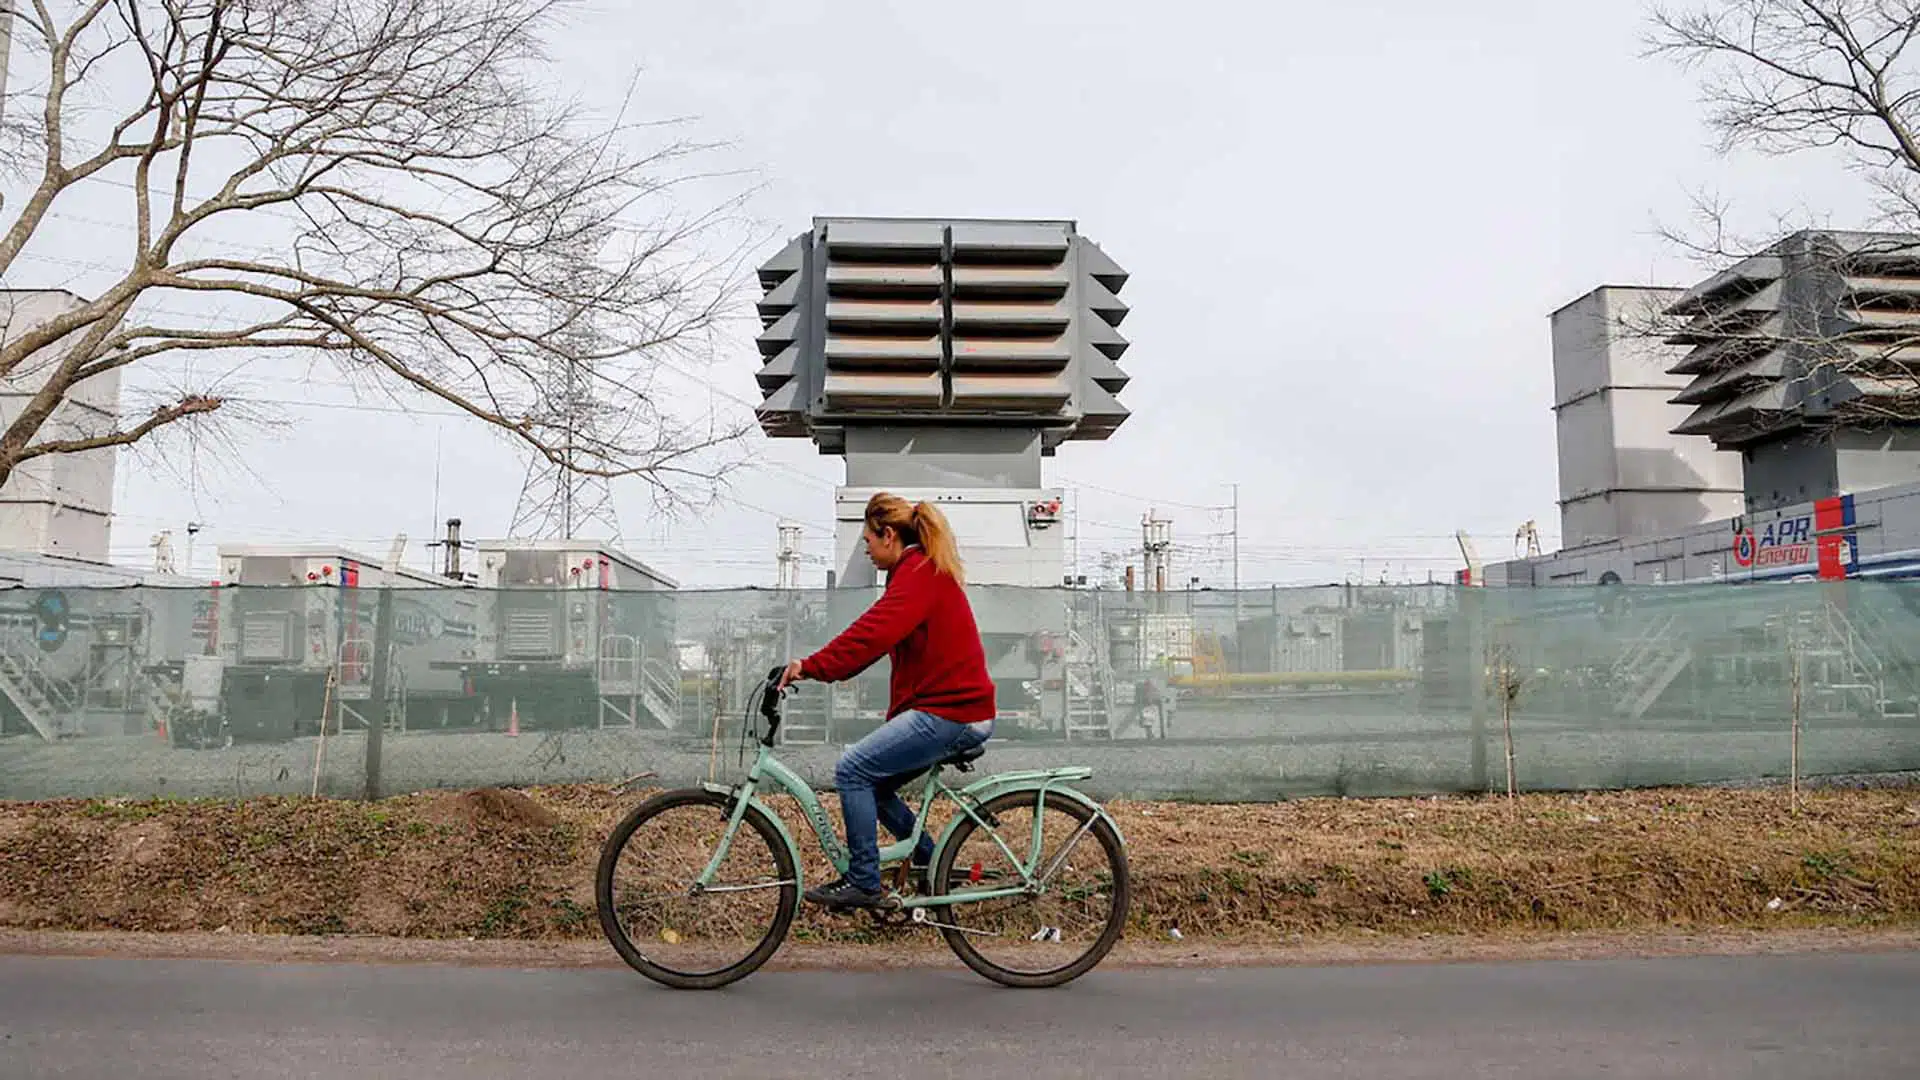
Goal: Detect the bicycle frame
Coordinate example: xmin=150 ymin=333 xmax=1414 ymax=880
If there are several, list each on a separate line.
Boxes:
xmin=696 ymin=738 xmax=1064 ymax=910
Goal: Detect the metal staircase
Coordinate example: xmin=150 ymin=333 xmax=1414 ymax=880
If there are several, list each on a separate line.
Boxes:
xmin=597 ymin=636 xmax=684 ymax=731
xmin=1838 ymin=595 xmax=1920 ymax=719
xmin=1790 ymin=603 xmax=1895 ymax=721
xmin=0 ymin=636 xmax=77 ymax=740
xmin=1610 ymin=614 xmax=1695 ymax=721
xmin=641 ymin=658 xmax=681 ymax=731
xmin=144 ymin=672 xmax=177 ymax=737
xmin=1062 ymin=661 xmax=1111 ymax=739
xmin=597 ymin=635 xmax=639 ymax=729
xmin=1061 ymin=629 xmax=1121 ymax=740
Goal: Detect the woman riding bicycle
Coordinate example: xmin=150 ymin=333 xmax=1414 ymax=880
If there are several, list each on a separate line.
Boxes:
xmin=778 ymin=492 xmax=995 ymax=910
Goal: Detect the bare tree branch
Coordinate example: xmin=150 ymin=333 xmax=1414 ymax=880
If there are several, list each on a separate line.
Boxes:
xmin=0 ymin=0 xmax=759 ymax=506
xmin=1633 ymin=3 xmax=1920 ymax=438
xmin=7 ymin=391 xmax=223 ymax=463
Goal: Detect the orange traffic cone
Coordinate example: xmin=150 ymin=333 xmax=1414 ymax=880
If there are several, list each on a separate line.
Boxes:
xmin=506 ymin=698 xmax=520 ymax=737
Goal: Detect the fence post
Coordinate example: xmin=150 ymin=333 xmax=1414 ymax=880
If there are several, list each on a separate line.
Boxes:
xmin=1789 ymin=644 xmax=1803 ymax=816
xmin=364 ymin=583 xmax=396 ymax=801
xmin=1463 ymin=588 xmax=1490 ymax=791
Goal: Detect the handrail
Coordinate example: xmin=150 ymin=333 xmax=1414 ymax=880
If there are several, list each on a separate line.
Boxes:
xmin=0 ymin=628 xmax=79 ymax=714
xmin=599 ymin=634 xmax=640 ymax=683
xmin=642 ymin=655 xmax=680 ymax=707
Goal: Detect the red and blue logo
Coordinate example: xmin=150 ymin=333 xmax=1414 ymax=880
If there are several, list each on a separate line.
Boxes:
xmin=1731 ymin=495 xmax=1857 ymax=578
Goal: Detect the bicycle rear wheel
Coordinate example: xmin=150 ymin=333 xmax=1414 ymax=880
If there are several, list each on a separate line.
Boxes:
xmin=595 ymin=788 xmax=798 ymax=990
xmin=930 ymin=790 xmax=1130 ymax=988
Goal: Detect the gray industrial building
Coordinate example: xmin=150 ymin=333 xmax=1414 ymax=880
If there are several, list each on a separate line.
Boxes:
xmin=1550 ymin=285 xmax=1745 ymax=549
xmin=1494 ymin=228 xmax=1920 ymax=586
xmin=0 ymin=290 xmax=123 ymax=566
xmin=1455 ymin=233 xmax=1920 ymax=737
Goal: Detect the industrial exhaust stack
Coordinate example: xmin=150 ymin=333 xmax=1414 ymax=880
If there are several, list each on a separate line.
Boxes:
xmin=436 ymin=518 xmax=467 ymax=582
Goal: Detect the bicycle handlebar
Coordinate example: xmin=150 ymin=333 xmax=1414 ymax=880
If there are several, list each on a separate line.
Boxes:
xmin=757 ymin=666 xmax=785 ymax=747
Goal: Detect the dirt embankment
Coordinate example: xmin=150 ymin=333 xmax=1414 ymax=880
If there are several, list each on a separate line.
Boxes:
xmin=1 ymin=785 xmax=1917 ymax=944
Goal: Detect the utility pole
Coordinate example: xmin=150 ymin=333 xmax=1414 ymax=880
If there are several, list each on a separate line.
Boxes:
xmin=1230 ymin=482 xmax=1241 ymax=624
xmin=1142 ymin=510 xmax=1173 ymax=610
xmin=1069 ymin=486 xmax=1080 ymax=586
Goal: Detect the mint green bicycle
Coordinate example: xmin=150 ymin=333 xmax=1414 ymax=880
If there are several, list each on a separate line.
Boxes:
xmin=595 ymin=668 xmax=1130 ymax=990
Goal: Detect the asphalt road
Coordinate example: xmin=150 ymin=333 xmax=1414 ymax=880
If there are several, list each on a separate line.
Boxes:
xmin=1 ymin=951 xmax=1916 ymax=1078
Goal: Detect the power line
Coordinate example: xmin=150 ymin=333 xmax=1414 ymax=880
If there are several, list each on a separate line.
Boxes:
xmin=1057 ymin=475 xmax=1231 ymax=513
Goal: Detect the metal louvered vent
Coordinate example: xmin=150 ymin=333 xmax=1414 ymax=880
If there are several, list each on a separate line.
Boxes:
xmin=1664 ymin=229 xmax=1920 ymax=448
xmin=239 ymin=611 xmax=293 ymax=663
xmin=751 ymin=217 xmax=1132 ymax=454
xmin=501 ymin=605 xmax=560 ymax=658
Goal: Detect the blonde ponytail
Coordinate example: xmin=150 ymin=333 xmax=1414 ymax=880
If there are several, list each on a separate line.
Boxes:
xmin=910 ymin=501 xmax=965 ymax=583
xmin=864 ymin=492 xmax=966 ymax=583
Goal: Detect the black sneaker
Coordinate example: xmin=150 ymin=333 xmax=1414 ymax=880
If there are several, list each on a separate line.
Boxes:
xmin=909 ymin=859 xmax=932 ymax=895
xmin=804 ymin=876 xmax=887 ymax=910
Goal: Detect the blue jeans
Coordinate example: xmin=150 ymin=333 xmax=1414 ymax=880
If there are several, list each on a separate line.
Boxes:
xmin=835 ymin=709 xmax=993 ymax=892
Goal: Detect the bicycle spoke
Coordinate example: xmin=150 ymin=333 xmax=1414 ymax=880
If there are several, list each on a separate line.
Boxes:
xmin=599 ymin=793 xmax=794 ymax=982
xmin=934 ymin=792 xmax=1127 ymax=984
xmin=1037 ymin=816 xmax=1099 ymax=887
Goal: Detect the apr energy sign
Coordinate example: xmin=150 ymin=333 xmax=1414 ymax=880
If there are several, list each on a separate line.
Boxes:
xmin=1732 ymin=495 xmax=1859 ymax=579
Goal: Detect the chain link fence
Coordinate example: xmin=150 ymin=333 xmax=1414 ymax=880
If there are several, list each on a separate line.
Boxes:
xmin=0 ymin=579 xmax=1915 ymax=801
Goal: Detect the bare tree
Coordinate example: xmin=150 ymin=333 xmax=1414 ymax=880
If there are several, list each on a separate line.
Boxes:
xmin=1618 ymin=4 xmax=1920 ymax=440
xmin=1649 ymin=1 xmax=1920 ymax=225
xmin=0 ymin=0 xmax=757 ymax=501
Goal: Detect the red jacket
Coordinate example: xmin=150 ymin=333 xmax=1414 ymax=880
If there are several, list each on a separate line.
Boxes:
xmin=800 ymin=549 xmax=997 ymax=723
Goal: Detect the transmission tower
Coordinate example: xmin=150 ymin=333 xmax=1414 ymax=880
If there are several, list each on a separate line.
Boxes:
xmin=509 ymin=321 xmax=624 ymax=543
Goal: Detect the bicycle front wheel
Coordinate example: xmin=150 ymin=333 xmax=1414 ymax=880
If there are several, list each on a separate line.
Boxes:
xmin=931 ymin=790 xmax=1130 ymax=988
xmin=595 ymin=788 xmax=798 ymax=990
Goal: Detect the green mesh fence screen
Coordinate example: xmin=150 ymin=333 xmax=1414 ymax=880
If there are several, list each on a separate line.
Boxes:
xmin=0 ymin=580 xmax=1914 ymax=801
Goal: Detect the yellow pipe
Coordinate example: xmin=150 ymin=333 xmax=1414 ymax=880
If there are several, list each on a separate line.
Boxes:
xmin=1169 ymin=669 xmax=1414 ymax=688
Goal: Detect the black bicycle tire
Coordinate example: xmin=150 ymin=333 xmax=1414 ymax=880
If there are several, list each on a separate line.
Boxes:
xmin=594 ymin=788 xmax=798 ymax=990
xmin=931 ymin=789 xmax=1131 ymax=989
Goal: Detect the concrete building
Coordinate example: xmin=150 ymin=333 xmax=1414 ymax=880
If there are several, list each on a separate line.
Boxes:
xmin=1491 ymin=229 xmax=1920 ymax=586
xmin=0 ymin=290 xmax=120 ymax=564
xmin=1550 ymin=285 xmax=1745 ymax=547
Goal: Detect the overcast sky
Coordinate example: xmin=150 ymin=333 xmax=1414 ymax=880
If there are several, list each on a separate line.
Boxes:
xmin=8 ymin=0 xmax=1890 ymax=589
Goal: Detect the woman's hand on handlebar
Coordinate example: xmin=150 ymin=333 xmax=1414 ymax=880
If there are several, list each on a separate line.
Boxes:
xmin=776 ymin=659 xmax=805 ymax=691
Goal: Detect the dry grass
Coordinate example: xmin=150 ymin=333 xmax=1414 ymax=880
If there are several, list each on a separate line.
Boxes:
xmin=0 ymin=785 xmax=1915 ymax=943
